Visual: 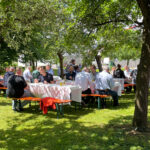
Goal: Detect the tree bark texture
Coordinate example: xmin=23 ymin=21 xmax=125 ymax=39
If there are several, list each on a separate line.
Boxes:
xmin=133 ymin=0 xmax=150 ymax=131
xmin=95 ymin=55 xmax=103 ymax=72
xmin=57 ymin=52 xmax=64 ymax=79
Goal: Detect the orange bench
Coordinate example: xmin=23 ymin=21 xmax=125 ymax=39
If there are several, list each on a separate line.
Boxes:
xmin=0 ymin=87 xmax=7 ymax=90
xmin=124 ymin=84 xmax=135 ymax=88
xmin=82 ymin=94 xmax=111 ymax=109
xmin=8 ymin=97 xmax=71 ymax=118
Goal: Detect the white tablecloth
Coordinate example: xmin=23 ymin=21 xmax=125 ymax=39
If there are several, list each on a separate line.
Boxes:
xmin=29 ymin=83 xmax=82 ymax=102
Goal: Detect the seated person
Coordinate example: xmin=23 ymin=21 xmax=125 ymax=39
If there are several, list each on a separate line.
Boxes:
xmin=90 ymin=65 xmax=98 ymax=81
xmin=35 ymin=67 xmax=54 ymax=84
xmin=32 ymin=66 xmax=40 ymax=81
xmin=4 ymin=67 xmax=15 ymax=87
xmin=130 ymin=68 xmax=137 ymax=93
xmin=124 ymin=66 xmax=132 ymax=93
xmin=6 ymin=67 xmax=33 ymax=111
xmin=46 ymin=64 xmax=54 ymax=75
xmin=75 ymin=67 xmax=94 ymax=104
xmin=95 ymin=65 xmax=119 ymax=107
xmin=23 ymin=66 xmax=32 ymax=82
xmin=65 ymin=66 xmax=76 ymax=80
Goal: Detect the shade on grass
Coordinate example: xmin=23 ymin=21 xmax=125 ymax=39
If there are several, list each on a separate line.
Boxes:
xmin=0 ymin=93 xmax=150 ymax=150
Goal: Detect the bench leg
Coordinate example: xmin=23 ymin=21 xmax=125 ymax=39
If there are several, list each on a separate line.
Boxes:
xmin=60 ymin=104 xmax=64 ymax=117
xmin=55 ymin=103 xmax=60 ymax=119
xmin=98 ymin=97 xmax=101 ymax=109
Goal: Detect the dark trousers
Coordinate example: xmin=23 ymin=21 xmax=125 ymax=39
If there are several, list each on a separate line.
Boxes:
xmin=82 ymin=88 xmax=91 ymax=104
xmin=97 ymin=90 xmax=119 ymax=106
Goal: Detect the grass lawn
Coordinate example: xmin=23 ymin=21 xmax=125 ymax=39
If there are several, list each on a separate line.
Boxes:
xmin=0 ymin=92 xmax=150 ymax=150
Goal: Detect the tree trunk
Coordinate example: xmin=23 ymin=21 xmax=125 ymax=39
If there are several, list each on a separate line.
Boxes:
xmin=57 ymin=51 xmax=64 ymax=79
xmin=95 ymin=55 xmax=103 ymax=72
xmin=133 ymin=0 xmax=150 ymax=131
xmin=31 ymin=59 xmax=35 ymax=70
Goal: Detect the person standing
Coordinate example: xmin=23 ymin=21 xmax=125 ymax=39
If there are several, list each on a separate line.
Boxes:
xmin=95 ymin=65 xmax=119 ymax=107
xmin=113 ymin=64 xmax=125 ymax=79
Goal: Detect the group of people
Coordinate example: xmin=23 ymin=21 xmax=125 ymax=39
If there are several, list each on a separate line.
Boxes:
xmin=0 ymin=60 xmax=138 ymax=111
xmin=0 ymin=65 xmax=55 ymax=111
xmin=112 ymin=64 xmax=137 ymax=93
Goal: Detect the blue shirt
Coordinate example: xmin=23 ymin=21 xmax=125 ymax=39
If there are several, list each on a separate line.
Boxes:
xmin=95 ymin=71 xmax=114 ymax=90
xmin=47 ymin=69 xmax=54 ymax=75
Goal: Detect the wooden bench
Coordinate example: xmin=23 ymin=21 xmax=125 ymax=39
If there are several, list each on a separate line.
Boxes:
xmin=0 ymin=87 xmax=7 ymax=90
xmin=124 ymin=84 xmax=136 ymax=88
xmin=8 ymin=97 xmax=71 ymax=118
xmin=82 ymin=94 xmax=111 ymax=109
xmin=0 ymin=87 xmax=7 ymax=96
xmin=53 ymin=99 xmax=72 ymax=118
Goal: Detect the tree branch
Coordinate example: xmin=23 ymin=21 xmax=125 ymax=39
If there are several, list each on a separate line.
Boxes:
xmin=93 ymin=19 xmax=128 ymax=27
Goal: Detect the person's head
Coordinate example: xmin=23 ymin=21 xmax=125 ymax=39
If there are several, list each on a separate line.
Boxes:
xmin=69 ymin=66 xmax=74 ymax=72
xmin=74 ymin=65 xmax=80 ymax=72
xmin=124 ymin=66 xmax=129 ymax=71
xmin=112 ymin=66 xmax=116 ymax=71
xmin=37 ymin=66 xmax=41 ymax=71
xmin=9 ymin=67 xmax=15 ymax=72
xmin=39 ymin=66 xmax=46 ymax=75
xmin=46 ymin=65 xmax=51 ymax=71
xmin=16 ymin=67 xmax=22 ymax=76
xmin=71 ymin=59 xmax=75 ymax=65
xmin=103 ymin=65 xmax=110 ymax=73
xmin=26 ymin=66 xmax=31 ymax=71
xmin=117 ymin=64 xmax=121 ymax=69
xmin=82 ymin=67 xmax=90 ymax=73
xmin=90 ymin=65 xmax=96 ymax=73
xmin=5 ymin=67 xmax=10 ymax=72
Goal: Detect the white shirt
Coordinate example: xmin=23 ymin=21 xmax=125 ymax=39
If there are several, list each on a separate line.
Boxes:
xmin=23 ymin=69 xmax=32 ymax=82
xmin=75 ymin=71 xmax=94 ymax=91
xmin=124 ymin=69 xmax=132 ymax=78
xmin=95 ymin=71 xmax=114 ymax=90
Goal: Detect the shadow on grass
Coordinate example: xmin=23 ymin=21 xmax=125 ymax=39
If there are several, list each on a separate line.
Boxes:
xmin=0 ymin=114 xmax=150 ymax=150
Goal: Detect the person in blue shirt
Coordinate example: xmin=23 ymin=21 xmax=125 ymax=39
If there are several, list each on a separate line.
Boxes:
xmin=46 ymin=65 xmax=54 ymax=75
xmin=95 ymin=65 xmax=119 ymax=107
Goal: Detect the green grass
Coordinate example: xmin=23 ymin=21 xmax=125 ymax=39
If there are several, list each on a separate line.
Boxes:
xmin=0 ymin=93 xmax=150 ymax=150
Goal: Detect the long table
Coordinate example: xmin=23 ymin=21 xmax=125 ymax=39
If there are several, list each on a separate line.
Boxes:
xmin=28 ymin=83 xmax=82 ymax=103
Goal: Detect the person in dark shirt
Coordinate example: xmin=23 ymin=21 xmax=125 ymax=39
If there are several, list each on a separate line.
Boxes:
xmin=34 ymin=67 xmax=54 ymax=84
xmin=7 ymin=67 xmax=33 ymax=111
xmin=66 ymin=66 xmax=76 ymax=80
xmin=113 ymin=64 xmax=125 ymax=78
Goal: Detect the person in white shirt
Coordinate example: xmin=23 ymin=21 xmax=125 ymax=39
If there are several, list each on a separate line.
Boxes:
xmin=75 ymin=67 xmax=94 ymax=104
xmin=124 ymin=66 xmax=132 ymax=93
xmin=46 ymin=65 xmax=54 ymax=75
xmin=95 ymin=65 xmax=119 ymax=107
xmin=23 ymin=66 xmax=32 ymax=82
